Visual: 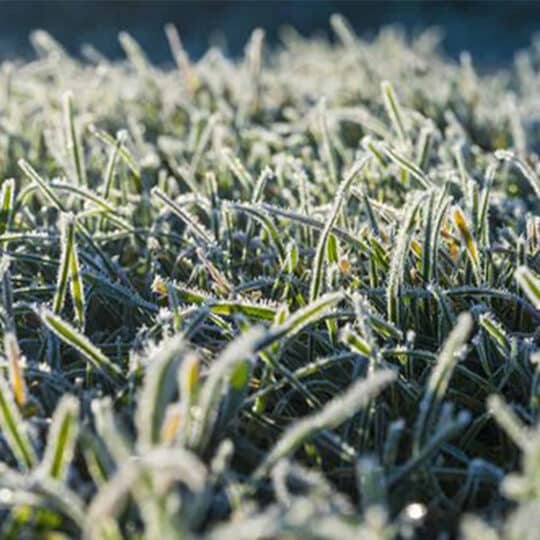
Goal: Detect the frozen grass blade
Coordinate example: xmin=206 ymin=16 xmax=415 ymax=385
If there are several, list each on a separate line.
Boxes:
xmin=416 ymin=123 xmax=434 ymax=170
xmin=0 ymin=255 xmax=14 ymax=329
xmin=317 ymin=98 xmax=338 ymax=185
xmin=68 ymin=217 xmax=86 ymax=329
xmin=88 ymin=125 xmax=141 ymax=183
xmin=0 ymin=374 xmax=37 ymax=470
xmin=18 ymin=160 xmax=120 ymax=279
xmin=219 ymin=358 xmax=253 ymax=430
xmin=414 ymin=312 xmax=473 ymax=453
xmin=259 ymin=202 xmax=368 ymax=250
xmin=152 ymin=186 xmax=213 ymax=246
xmin=18 ymin=159 xmax=66 ymax=211
xmin=221 ymin=148 xmax=253 ymax=192
xmin=390 ymin=409 xmax=471 ymax=487
xmin=118 ymin=31 xmax=149 ymax=73
xmin=101 ymin=130 xmax=126 ymax=201
xmin=54 ymin=213 xmax=80 ymax=323
xmin=255 ymin=291 xmax=344 ymax=350
xmin=487 ymin=394 xmax=529 ymax=449
xmin=252 ymin=166 xmax=272 ymax=204
xmin=189 ymin=327 xmax=264 ymax=453
xmin=253 ymin=370 xmax=395 ymax=479
xmin=164 ymin=23 xmax=197 ymax=94
xmin=309 ymin=156 xmax=369 ymax=301
xmin=381 ymin=80 xmax=408 ymax=145
xmin=381 ymin=143 xmax=431 ymax=188
xmin=330 ymin=13 xmax=358 ymax=48
xmin=515 ymin=266 xmax=540 ymax=309
xmin=39 ymin=308 xmax=122 ymax=383
xmin=4 ymin=332 xmax=27 ymax=408
xmin=174 ymin=352 xmax=200 ymax=443
xmin=40 ymin=395 xmax=80 ymax=480
xmin=0 ymin=178 xmax=15 ymax=240
xmin=91 ymin=397 xmax=131 ymax=463
xmin=387 ymin=192 xmax=425 ymax=324
xmin=226 ymin=202 xmax=286 ymax=262
xmin=135 ymin=336 xmax=185 ymax=450
xmin=63 ymin=91 xmax=87 ymax=187
xmin=190 ymin=113 xmax=218 ymax=179
xmin=422 ymin=190 xmax=435 ymax=283
xmin=245 ymin=28 xmax=265 ymax=112
xmin=495 ymin=149 xmax=540 ymax=198
xmin=357 ymin=455 xmax=386 ymax=511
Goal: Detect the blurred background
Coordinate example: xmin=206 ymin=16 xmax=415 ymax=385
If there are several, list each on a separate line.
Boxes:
xmin=1 ymin=0 xmax=539 ymax=68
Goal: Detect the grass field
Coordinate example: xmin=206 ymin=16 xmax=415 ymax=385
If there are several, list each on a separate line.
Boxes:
xmin=0 ymin=16 xmax=540 ymax=539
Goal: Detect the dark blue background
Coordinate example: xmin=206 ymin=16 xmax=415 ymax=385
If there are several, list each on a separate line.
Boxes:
xmin=1 ymin=1 xmax=539 ymax=67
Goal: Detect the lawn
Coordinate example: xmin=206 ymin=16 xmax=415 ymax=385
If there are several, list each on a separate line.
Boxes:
xmin=0 ymin=16 xmax=539 ymax=539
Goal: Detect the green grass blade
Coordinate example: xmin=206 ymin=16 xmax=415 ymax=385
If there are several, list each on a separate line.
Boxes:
xmin=253 ymin=370 xmax=395 ymax=479
xmin=515 ymin=266 xmax=540 ymax=309
xmin=310 ymin=156 xmax=369 ymax=301
xmin=39 ymin=308 xmax=123 ymax=383
xmin=53 ymin=213 xmax=75 ymax=315
xmin=152 ymin=186 xmax=213 ymax=246
xmin=381 ymin=80 xmax=408 ymax=145
xmin=135 ymin=336 xmax=185 ymax=450
xmin=0 ymin=374 xmax=37 ymax=470
xmin=40 ymin=395 xmax=80 ymax=480
xmin=0 ymin=178 xmax=15 ymax=240
xmin=414 ymin=312 xmax=473 ymax=453
xmin=63 ymin=91 xmax=87 ymax=187
xmin=189 ymin=327 xmax=264 ymax=453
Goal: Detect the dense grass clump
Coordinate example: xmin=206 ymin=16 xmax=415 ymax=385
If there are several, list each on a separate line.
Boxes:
xmin=1 ymin=16 xmax=540 ymax=539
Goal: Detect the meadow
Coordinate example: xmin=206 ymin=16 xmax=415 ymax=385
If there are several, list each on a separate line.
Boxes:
xmin=0 ymin=16 xmax=539 ymax=539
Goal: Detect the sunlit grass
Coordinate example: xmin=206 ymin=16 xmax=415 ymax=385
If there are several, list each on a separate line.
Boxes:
xmin=0 ymin=16 xmax=539 ymax=539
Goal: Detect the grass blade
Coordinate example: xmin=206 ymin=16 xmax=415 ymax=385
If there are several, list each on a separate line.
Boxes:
xmin=414 ymin=312 xmax=473 ymax=453
xmin=0 ymin=374 xmax=37 ymax=470
xmin=190 ymin=327 xmax=264 ymax=452
xmin=135 ymin=336 xmax=185 ymax=450
xmin=40 ymin=395 xmax=80 ymax=480
xmin=310 ymin=156 xmax=369 ymax=301
xmin=515 ymin=266 xmax=540 ymax=308
xmin=256 ymin=291 xmax=344 ymax=350
xmin=381 ymin=80 xmax=408 ymax=145
xmin=152 ymin=186 xmax=213 ymax=246
xmin=253 ymin=369 xmax=396 ymax=479
xmin=39 ymin=308 xmax=123 ymax=383
xmin=4 ymin=332 xmax=27 ymax=409
xmin=63 ymin=91 xmax=87 ymax=187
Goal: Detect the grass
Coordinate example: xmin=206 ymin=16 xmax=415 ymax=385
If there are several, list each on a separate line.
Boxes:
xmin=0 ymin=15 xmax=539 ymax=539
